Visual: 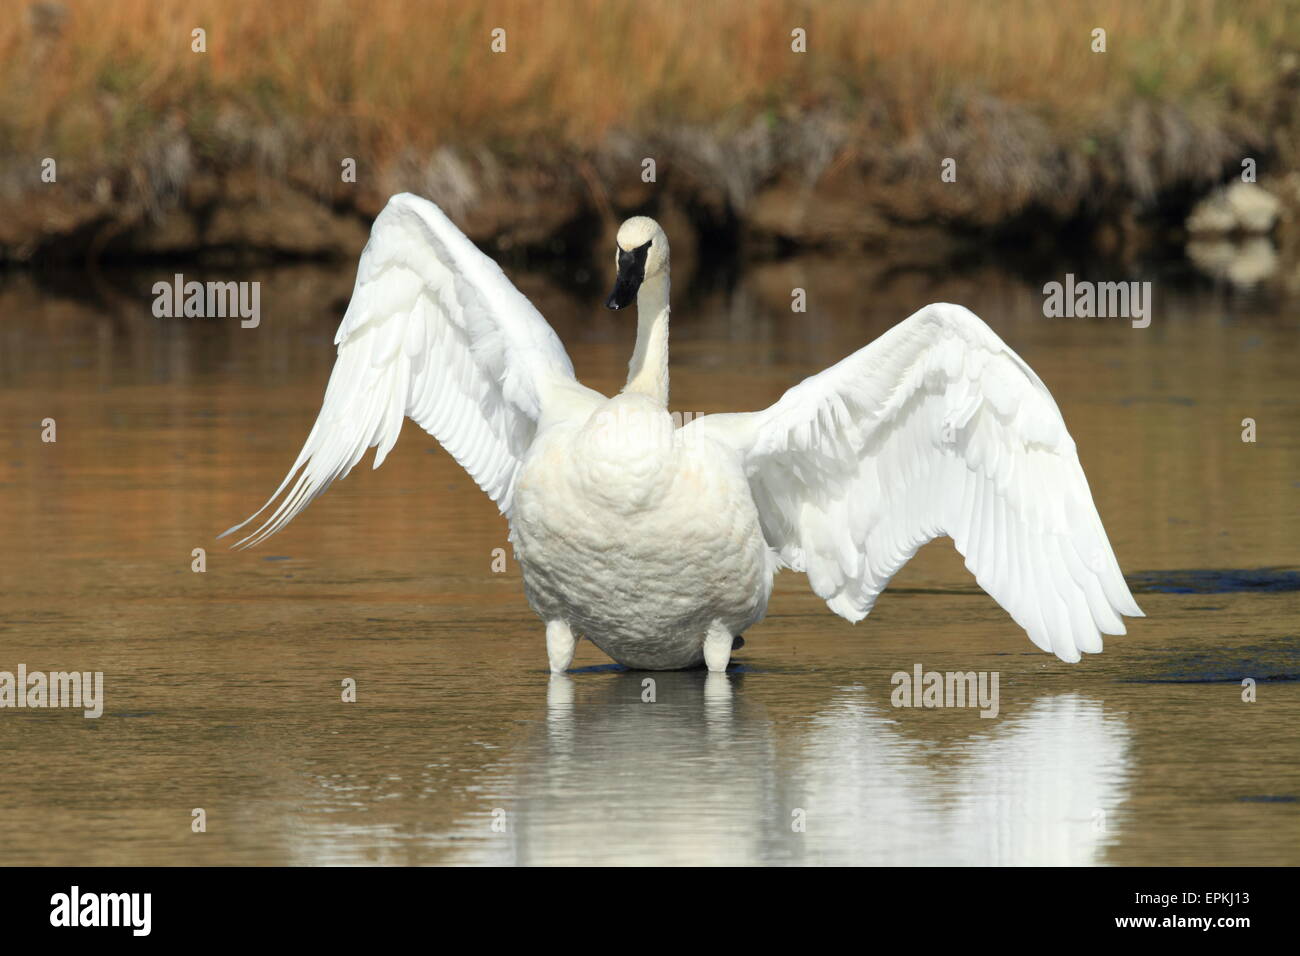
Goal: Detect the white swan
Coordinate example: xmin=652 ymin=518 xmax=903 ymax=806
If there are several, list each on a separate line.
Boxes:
xmin=223 ymin=192 xmax=1142 ymax=673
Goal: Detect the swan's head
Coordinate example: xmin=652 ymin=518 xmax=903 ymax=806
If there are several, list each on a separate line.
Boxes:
xmin=605 ymin=216 xmax=668 ymax=310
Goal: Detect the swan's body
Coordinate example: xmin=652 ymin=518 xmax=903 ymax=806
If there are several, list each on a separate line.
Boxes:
xmin=513 ymin=390 xmax=771 ymax=669
xmin=224 ymin=193 xmax=1142 ymax=673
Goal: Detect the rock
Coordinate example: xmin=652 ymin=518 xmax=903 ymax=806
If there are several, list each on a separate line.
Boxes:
xmin=184 ymin=173 xmax=222 ymax=208
xmin=462 ymin=193 xmax=584 ymax=250
xmin=202 ymin=179 xmax=369 ymax=257
xmin=0 ymin=192 xmax=113 ymax=262
xmin=123 ymin=207 xmax=200 ymax=255
xmin=748 ymin=175 xmax=890 ymax=247
xmin=1186 ymin=182 xmax=1281 ymax=235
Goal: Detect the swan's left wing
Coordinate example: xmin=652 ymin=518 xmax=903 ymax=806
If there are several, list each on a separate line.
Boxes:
xmin=222 ymin=192 xmax=600 ymax=549
xmin=685 ymin=303 xmax=1141 ymax=662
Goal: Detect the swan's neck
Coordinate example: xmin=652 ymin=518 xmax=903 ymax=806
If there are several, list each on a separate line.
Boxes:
xmin=623 ymin=272 xmax=670 ymax=405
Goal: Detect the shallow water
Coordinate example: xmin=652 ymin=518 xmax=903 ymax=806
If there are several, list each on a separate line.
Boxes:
xmin=0 ymin=254 xmax=1296 ymax=865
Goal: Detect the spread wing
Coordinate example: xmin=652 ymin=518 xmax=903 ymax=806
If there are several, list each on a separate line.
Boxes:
xmin=685 ymin=303 xmax=1142 ymax=662
xmin=223 ymin=192 xmax=600 ymax=548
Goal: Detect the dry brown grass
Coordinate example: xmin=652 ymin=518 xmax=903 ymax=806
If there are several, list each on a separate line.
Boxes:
xmin=2 ymin=0 xmax=1297 ymax=261
xmin=2 ymin=0 xmax=1295 ymax=165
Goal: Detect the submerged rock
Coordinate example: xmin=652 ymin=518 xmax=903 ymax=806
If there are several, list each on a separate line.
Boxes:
xmin=1186 ymin=237 xmax=1278 ymax=287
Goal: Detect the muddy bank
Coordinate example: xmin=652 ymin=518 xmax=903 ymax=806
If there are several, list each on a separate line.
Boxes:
xmin=4 ymin=94 xmax=1300 ymax=275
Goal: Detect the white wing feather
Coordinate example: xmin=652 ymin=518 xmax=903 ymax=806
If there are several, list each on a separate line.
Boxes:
xmin=222 ymin=192 xmax=597 ymax=548
xmin=685 ymin=302 xmax=1142 ymax=662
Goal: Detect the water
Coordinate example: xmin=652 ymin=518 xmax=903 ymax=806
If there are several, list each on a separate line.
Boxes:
xmin=0 ymin=255 xmax=1296 ymax=865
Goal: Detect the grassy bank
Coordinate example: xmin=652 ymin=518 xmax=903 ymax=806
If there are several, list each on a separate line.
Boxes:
xmin=2 ymin=0 xmax=1298 ymax=261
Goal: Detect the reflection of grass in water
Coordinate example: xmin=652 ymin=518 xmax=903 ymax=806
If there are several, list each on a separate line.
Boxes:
xmin=1 ymin=0 xmax=1294 ymax=163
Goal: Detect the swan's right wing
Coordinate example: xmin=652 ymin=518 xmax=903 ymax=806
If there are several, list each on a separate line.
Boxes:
xmin=223 ymin=192 xmax=600 ymax=548
xmin=685 ymin=303 xmax=1141 ymax=662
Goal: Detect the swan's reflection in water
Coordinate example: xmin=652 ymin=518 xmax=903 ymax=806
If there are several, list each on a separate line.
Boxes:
xmin=790 ymin=690 xmax=1132 ymax=865
xmin=279 ymin=670 xmax=1131 ymax=865
xmin=441 ymin=672 xmax=1132 ymax=865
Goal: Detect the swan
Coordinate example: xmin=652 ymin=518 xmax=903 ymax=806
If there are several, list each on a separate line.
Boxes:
xmin=223 ymin=193 xmax=1142 ymax=673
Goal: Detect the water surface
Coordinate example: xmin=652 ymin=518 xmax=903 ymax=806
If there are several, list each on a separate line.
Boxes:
xmin=0 ymin=255 xmax=1296 ymax=865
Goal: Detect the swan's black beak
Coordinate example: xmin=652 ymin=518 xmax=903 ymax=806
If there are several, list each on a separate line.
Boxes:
xmin=604 ymin=239 xmax=651 ymax=310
